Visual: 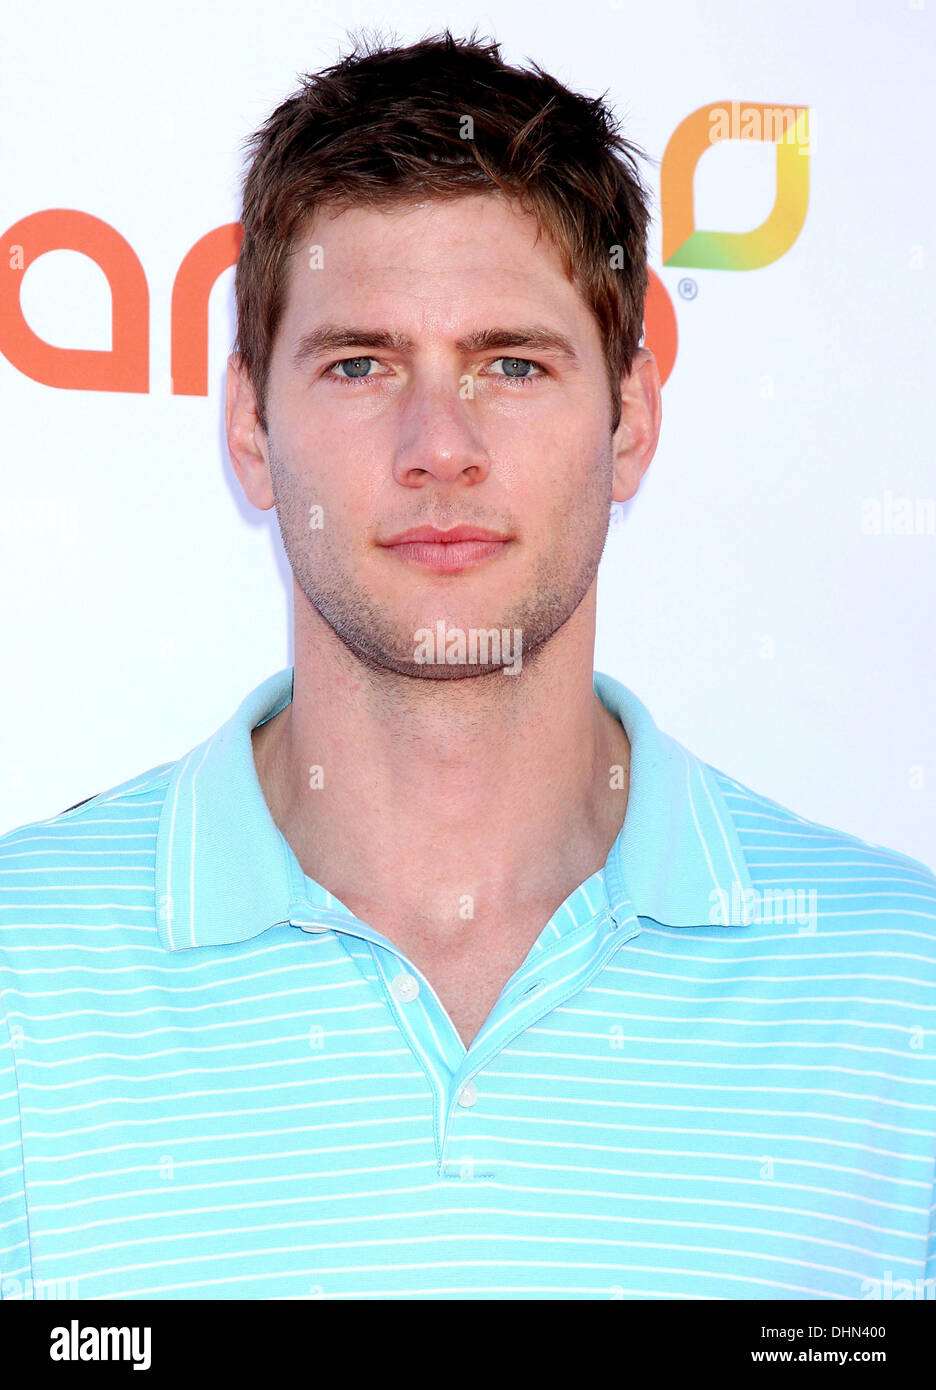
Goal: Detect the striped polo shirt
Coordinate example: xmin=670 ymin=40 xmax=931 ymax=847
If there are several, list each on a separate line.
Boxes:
xmin=1 ymin=666 xmax=935 ymax=1301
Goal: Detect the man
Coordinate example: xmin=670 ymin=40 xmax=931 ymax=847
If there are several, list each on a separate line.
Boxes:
xmin=1 ymin=32 xmax=934 ymax=1302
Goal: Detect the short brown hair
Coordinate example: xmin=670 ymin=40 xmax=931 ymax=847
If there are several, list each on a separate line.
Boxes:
xmin=233 ymin=28 xmax=653 ymax=434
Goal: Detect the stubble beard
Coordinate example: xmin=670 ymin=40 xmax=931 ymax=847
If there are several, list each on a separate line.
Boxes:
xmin=267 ymin=439 xmax=614 ymax=682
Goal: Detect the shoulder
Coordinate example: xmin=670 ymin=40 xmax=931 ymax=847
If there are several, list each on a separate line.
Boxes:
xmin=0 ymin=761 xmax=177 ymax=961
xmin=705 ymin=760 xmax=936 ymax=930
xmin=0 ymin=759 xmax=176 ymax=862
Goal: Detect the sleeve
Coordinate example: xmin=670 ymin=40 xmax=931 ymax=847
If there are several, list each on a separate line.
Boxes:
xmin=0 ymin=998 xmax=32 ymax=1298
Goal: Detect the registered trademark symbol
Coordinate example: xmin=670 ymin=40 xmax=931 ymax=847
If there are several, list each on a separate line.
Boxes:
xmin=678 ymin=278 xmax=698 ymax=301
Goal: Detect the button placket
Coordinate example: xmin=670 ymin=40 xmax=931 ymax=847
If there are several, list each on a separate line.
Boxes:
xmin=367 ymin=941 xmax=473 ymax=1164
xmin=439 ymin=1077 xmax=485 ymax=1182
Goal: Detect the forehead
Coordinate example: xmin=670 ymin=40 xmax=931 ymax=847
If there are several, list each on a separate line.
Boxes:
xmin=277 ymin=193 xmax=589 ymax=334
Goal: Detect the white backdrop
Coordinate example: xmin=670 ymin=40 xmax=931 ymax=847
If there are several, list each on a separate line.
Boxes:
xmin=1 ymin=0 xmax=933 ymax=868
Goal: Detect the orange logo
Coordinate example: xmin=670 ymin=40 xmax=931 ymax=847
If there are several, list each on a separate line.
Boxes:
xmin=1 ymin=210 xmax=241 ymax=394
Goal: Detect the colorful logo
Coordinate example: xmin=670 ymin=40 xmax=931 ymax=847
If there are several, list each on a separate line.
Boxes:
xmin=662 ymin=101 xmax=810 ymax=270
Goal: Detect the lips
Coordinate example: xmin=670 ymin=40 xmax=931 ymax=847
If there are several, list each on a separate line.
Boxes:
xmin=378 ymin=524 xmax=512 ymax=572
xmin=380 ymin=525 xmax=511 ymax=546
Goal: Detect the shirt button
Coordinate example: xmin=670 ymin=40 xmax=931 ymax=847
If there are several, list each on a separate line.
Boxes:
xmin=457 ymin=1081 xmax=477 ymax=1108
xmin=391 ymin=972 xmax=420 ymax=1003
xmin=298 ymin=922 xmax=330 ymax=934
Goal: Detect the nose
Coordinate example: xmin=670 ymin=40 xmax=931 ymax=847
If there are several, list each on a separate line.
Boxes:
xmin=391 ymin=375 xmax=491 ymax=489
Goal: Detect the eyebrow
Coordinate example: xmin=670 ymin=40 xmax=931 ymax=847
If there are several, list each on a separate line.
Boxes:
xmin=290 ymin=324 xmax=580 ymax=372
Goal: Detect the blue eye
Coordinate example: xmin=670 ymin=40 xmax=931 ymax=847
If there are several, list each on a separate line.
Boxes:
xmin=488 ymin=357 xmax=543 ymax=383
xmin=328 ymin=356 xmax=379 ymax=380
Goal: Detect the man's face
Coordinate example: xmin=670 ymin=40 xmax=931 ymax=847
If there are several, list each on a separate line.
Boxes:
xmin=241 ymin=192 xmax=638 ymax=678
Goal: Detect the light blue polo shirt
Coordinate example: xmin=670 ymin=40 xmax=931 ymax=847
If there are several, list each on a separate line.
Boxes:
xmin=1 ymin=667 xmax=935 ymax=1301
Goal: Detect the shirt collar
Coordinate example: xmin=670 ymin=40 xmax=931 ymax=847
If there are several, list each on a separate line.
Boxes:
xmin=155 ymin=666 xmax=754 ymax=951
xmin=594 ymin=670 xmax=754 ymax=931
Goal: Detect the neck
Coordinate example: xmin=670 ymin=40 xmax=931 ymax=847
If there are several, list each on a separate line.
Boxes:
xmin=252 ymin=582 xmax=630 ymax=931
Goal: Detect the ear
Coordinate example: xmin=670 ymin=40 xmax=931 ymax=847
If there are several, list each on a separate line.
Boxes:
xmin=226 ymin=353 xmax=276 ymax=511
xmin=611 ymin=347 xmax=662 ymax=504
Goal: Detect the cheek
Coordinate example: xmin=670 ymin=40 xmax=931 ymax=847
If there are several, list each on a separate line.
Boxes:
xmin=545 ymin=429 xmax=614 ymax=510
